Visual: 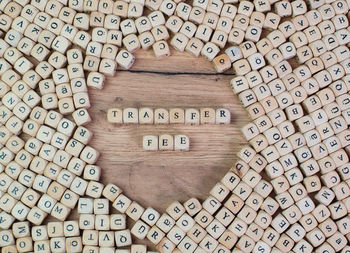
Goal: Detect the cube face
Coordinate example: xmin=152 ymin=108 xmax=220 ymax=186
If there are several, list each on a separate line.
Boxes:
xmin=159 ymin=134 xmax=174 ymax=151
xmin=123 ymin=108 xmax=139 ymax=124
xmin=139 ymin=108 xmax=154 ymax=125
xmin=174 ymin=135 xmax=190 ymax=151
xmin=143 ymin=135 xmax=158 ymax=151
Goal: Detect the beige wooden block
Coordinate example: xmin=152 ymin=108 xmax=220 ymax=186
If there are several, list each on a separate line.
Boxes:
xmin=215 ymin=108 xmax=230 ymax=124
xmin=99 ymin=59 xmax=116 ymax=76
xmin=72 ymin=108 xmax=91 ymax=126
xmin=185 ymin=108 xmax=200 ymax=124
xmin=186 ymin=224 xmax=207 ymax=245
xmin=49 ymin=237 xmax=66 ymax=253
xmin=82 ymin=230 xmax=98 ymax=246
xmin=5 ymin=29 xmax=22 ymax=48
xmin=159 ymin=134 xmax=174 ymax=151
xmin=148 ymin=10 xmax=166 ymax=27
xmin=257 ymin=200 xmax=278 ymax=223
xmin=108 ymin=214 xmax=125 ymax=231
xmin=139 ymin=108 xmax=154 ymax=124
xmin=169 ymin=108 xmax=185 ymax=124
xmin=201 ymin=42 xmax=220 ymax=61
xmin=120 ymin=18 xmax=136 ymax=36
xmin=107 ymin=108 xmax=123 ymax=123
xmin=199 ymin=108 xmax=215 ymax=124
xmin=141 ymin=207 xmax=160 ymax=226
xmin=185 ymin=38 xmax=204 ymax=57
xmin=112 ymin=194 xmax=132 ymax=214
xmin=66 ymin=236 xmax=83 ymax=252
xmin=16 ymin=236 xmax=33 ymax=252
xmin=151 ymin=25 xmax=169 ymax=42
xmin=157 ymin=238 xmax=176 ymax=253
xmin=112 ymin=1 xmax=128 ymax=17
xmin=166 ymin=201 xmax=186 ymax=220
xmin=224 ymin=46 xmax=242 ymax=65
xmin=32 ymin=225 xmax=49 ymax=242
xmin=213 ymin=54 xmax=231 ymax=73
xmin=205 ymin=220 xmax=225 ymax=241
xmin=239 ymin=41 xmax=257 ymax=59
xmin=123 ymin=108 xmax=138 ymax=123
xmin=174 ymin=2 xmax=192 ymax=20
xmin=128 ymin=2 xmax=143 ymax=18
xmin=167 ymin=225 xmax=186 ymax=245
xmin=165 ymin=15 xmax=183 ymax=33
xmin=125 ymin=202 xmax=144 ymax=221
xmin=252 ymin=179 xmax=271 ymax=199
xmin=226 ymin=27 xmax=244 ymax=46
xmin=195 ymin=24 xmax=213 ymax=43
xmin=101 ymin=44 xmax=118 ymax=60
xmin=156 ymin=213 xmax=175 ymax=234
xmin=153 ymin=40 xmax=171 ymax=58
xmin=116 ymin=49 xmax=135 ymax=69
xmin=63 ymin=220 xmax=80 ymax=237
xmin=154 ymin=108 xmax=169 ymax=124
xmin=180 ymin=21 xmax=197 ymax=39
xmin=87 ymin=72 xmax=105 ymax=90
xmin=318 ymin=218 xmax=337 ymax=240
xmin=226 ymin=218 xmax=247 ymax=239
xmin=328 ymin=200 xmax=348 ymax=220
xmin=73 ymin=92 xmax=91 ymax=109
xmin=135 ymin=16 xmax=151 ymax=34
xmin=59 ymin=189 xmax=79 ymax=210
xmin=79 ymin=214 xmax=95 ymax=230
xmin=327 ymin=232 xmax=347 ymax=251
xmin=219 ymin=230 xmax=238 ymax=249
xmin=58 ymin=97 xmax=75 ymax=115
xmin=20 ymin=188 xmax=40 ymax=209
xmin=83 ymin=56 xmax=100 ymax=72
xmin=174 ymin=135 xmax=190 ymax=151
xmin=102 ymin=183 xmax=122 ymax=202
xmin=85 ymin=181 xmax=103 ymax=199
xmin=98 ymin=231 xmax=115 ymax=246
xmin=182 ymin=199 xmax=201 ymax=217
xmin=123 ymin=34 xmax=141 ymax=53
xmin=115 ymin=229 xmax=132 ymax=247
xmin=89 ymin=11 xmax=105 ymax=28
xmin=92 ymin=198 xmax=109 ymax=215
xmin=95 ymin=214 xmax=110 ymax=231
xmin=0 ymin=211 xmax=15 ymax=230
xmin=170 ymin=33 xmax=189 ymax=51
xmin=147 ymin=226 xmax=165 ymax=245
xmin=217 ymin=17 xmax=232 ymax=35
xmin=131 ymin=220 xmax=150 ymax=240
xmin=174 ymin=213 xmax=195 ymax=234
xmin=47 ymin=221 xmax=64 ymax=238
xmin=232 ymin=59 xmax=251 ymax=76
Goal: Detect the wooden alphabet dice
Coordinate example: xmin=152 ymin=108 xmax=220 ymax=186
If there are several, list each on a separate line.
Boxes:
xmin=159 ymin=134 xmax=174 ymax=151
xmin=213 ymin=54 xmax=231 ymax=73
xmin=131 ymin=220 xmax=150 ymax=240
xmin=107 ymin=108 xmax=123 ymax=123
xmin=153 ymin=40 xmax=171 ymax=58
xmin=174 ymin=135 xmax=190 ymax=151
xmin=116 ymin=50 xmax=135 ymax=69
xmin=143 ymin=135 xmax=158 ymax=151
xmin=201 ymin=42 xmax=220 ymax=61
xmin=115 ymin=229 xmax=132 ymax=247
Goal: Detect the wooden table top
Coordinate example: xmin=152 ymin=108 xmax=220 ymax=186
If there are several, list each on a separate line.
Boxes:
xmin=86 ymin=49 xmax=249 ymax=247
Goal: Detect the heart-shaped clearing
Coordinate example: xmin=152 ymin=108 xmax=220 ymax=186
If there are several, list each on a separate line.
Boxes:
xmin=88 ymin=50 xmax=247 ymax=211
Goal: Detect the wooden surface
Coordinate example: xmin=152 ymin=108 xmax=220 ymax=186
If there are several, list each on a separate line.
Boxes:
xmin=88 ymin=49 xmax=249 ymax=214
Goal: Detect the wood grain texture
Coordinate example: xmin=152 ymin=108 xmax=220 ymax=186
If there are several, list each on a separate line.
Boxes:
xmin=86 ymin=49 xmax=249 ymax=243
